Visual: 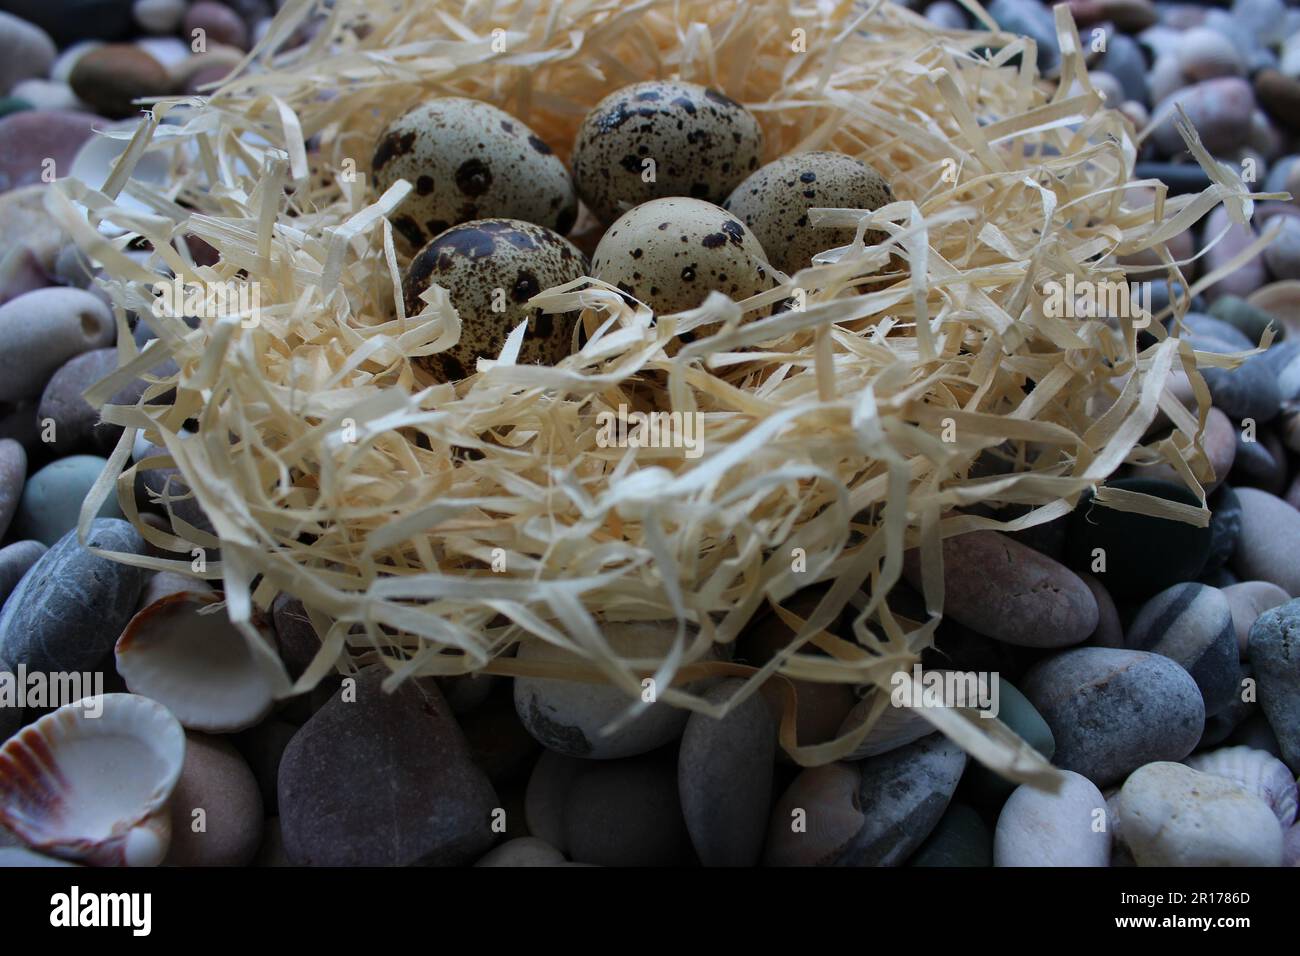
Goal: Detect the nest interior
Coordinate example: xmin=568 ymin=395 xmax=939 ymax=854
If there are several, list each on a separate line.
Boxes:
xmin=52 ymin=0 xmax=1272 ymax=782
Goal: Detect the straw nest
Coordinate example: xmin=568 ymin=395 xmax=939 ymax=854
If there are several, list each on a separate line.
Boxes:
xmin=52 ymin=0 xmax=1276 ymax=784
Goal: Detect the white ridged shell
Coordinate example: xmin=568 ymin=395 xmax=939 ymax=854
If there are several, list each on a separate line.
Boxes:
xmin=115 ymin=590 xmax=285 ymax=734
xmin=0 ymin=694 xmax=184 ymax=866
xmin=1187 ymin=746 xmax=1298 ymax=827
xmin=837 ymin=694 xmax=933 ymax=760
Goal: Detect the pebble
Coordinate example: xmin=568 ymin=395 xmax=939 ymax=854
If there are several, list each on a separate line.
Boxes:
xmin=436 ymin=672 xmax=496 ymax=715
xmin=513 ymin=623 xmax=698 ymax=759
xmin=678 ymin=679 xmax=775 ymax=866
xmin=1199 ymin=660 xmax=1256 ymax=747
xmin=1224 ymin=580 xmax=1291 ymax=656
xmin=0 ymin=540 xmax=42 ymax=607
xmin=1133 ymin=161 xmax=1210 ymax=195
xmin=459 ymin=684 xmax=541 ymax=786
xmin=0 ymin=656 xmax=17 ymax=741
xmin=1256 ymin=70 xmax=1300 ymax=134
xmin=1231 ymin=430 xmax=1287 ymax=494
xmin=1067 ymin=0 xmax=1156 ymax=31
xmin=9 ymin=79 xmax=84 ymax=113
xmin=474 ymin=836 xmax=565 ymax=867
xmin=0 ymin=438 xmax=23 ymax=540
xmin=165 ymin=732 xmax=264 ymax=866
xmin=0 ymin=518 xmax=146 ymax=673
xmin=1177 ymin=26 xmax=1245 ymax=82
xmin=69 ymin=44 xmax=171 ymax=119
xmin=1182 ymin=312 xmax=1254 ymax=350
xmin=13 ymin=455 xmax=124 ymax=546
xmin=1268 ymin=342 xmax=1300 ymax=401
xmin=907 ymin=802 xmax=992 ymax=867
xmin=1094 ymin=31 xmax=1149 ymax=105
xmin=1146 ymin=54 xmax=1184 ymax=108
xmin=1125 ymin=582 xmax=1240 ymax=715
xmin=1021 ymin=647 xmax=1205 ymax=786
xmin=994 ymin=770 xmax=1110 ymax=867
xmin=924 ymin=0 xmax=967 ymax=30
xmin=1247 ymin=599 xmax=1300 ymax=773
xmin=4 ymin=1 xmax=135 ymax=46
xmin=233 ymin=717 xmax=295 ymax=812
xmin=1118 ymin=761 xmax=1283 ymax=865
xmin=1266 ymin=217 xmax=1300 ymax=280
xmin=1064 ymin=478 xmax=1214 ymax=599
xmin=966 ymin=676 xmax=1055 ymax=811
xmin=901 ymin=530 xmax=1098 ymax=647
xmin=278 ymin=667 xmax=498 ymax=866
xmin=524 ymin=750 xmax=584 ymax=853
xmin=1132 ymin=406 xmax=1235 ymax=491
xmin=1287 ymin=823 xmax=1300 ymax=866
xmin=1152 ymin=78 xmax=1255 ymax=158
xmin=0 ymin=12 xmax=55 ymax=97
xmin=1249 ymin=282 xmax=1300 ymax=338
xmin=133 ymin=439 xmax=214 ymax=535
xmin=1204 ymin=484 xmax=1242 ymax=574
xmin=1205 ymin=354 xmax=1283 ymax=427
xmin=986 ymin=0 xmax=1060 ymax=73
xmin=133 ymin=0 xmax=186 ymax=34
xmin=185 ymin=2 xmax=249 ymax=50
xmin=1082 ymin=572 xmax=1124 ymax=648
xmin=0 ymin=289 xmax=114 ymax=404
xmin=0 ymin=110 xmax=105 ymax=194
xmin=1232 ymin=488 xmax=1300 ymax=595
xmin=37 ymin=349 xmax=123 ymax=457
xmin=1202 ymin=206 xmax=1269 ymax=302
xmin=839 ymin=733 xmax=967 ymax=866
xmin=563 ymin=753 xmax=693 ymax=867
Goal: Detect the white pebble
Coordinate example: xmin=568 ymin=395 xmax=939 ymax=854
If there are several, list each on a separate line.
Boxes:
xmin=994 ymin=770 xmax=1111 ymax=867
xmin=1177 ymin=26 xmax=1246 ymax=82
xmin=134 ymin=0 xmax=188 ymax=35
xmin=1118 ymin=762 xmax=1283 ymax=866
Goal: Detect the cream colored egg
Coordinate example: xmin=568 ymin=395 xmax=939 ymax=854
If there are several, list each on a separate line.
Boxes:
xmin=572 ymin=81 xmax=763 ymax=225
xmin=403 ymin=219 xmax=589 ymax=382
xmin=723 ymin=151 xmax=893 ymax=275
xmin=590 ymin=197 xmax=775 ymax=317
xmin=372 ymin=97 xmax=577 ymax=249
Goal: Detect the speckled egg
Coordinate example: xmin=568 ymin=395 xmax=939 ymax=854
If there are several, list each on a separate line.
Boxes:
xmin=723 ymin=152 xmax=894 ymax=275
xmin=372 ymin=98 xmax=577 ymax=249
xmin=590 ymin=197 xmax=775 ymax=316
xmin=572 ymin=81 xmax=763 ymax=225
xmin=403 ymin=219 xmax=589 ymax=382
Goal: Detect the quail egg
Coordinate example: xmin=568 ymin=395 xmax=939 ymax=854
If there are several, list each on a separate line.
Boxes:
xmin=723 ymin=152 xmax=894 ymax=275
xmin=372 ymin=98 xmax=577 ymax=249
xmin=590 ymin=197 xmax=775 ymax=316
xmin=403 ymin=219 xmax=589 ymax=382
xmin=572 ymin=81 xmax=763 ymax=225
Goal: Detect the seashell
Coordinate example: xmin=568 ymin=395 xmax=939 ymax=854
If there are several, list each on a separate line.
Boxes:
xmin=0 ymin=694 xmax=184 ymax=866
xmin=115 ymin=591 xmax=286 ymax=734
xmin=68 ymin=121 xmax=173 ymax=237
xmin=1187 ymin=745 xmax=1298 ymax=827
xmin=837 ymin=693 xmax=934 ymax=760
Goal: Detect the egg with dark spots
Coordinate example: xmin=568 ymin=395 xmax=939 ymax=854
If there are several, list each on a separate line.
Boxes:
xmin=572 ymin=81 xmax=763 ymax=225
xmin=372 ymin=98 xmax=577 ymax=250
xmin=723 ymin=151 xmax=893 ymax=275
xmin=591 ymin=198 xmax=775 ymax=316
xmin=403 ymin=219 xmax=589 ymax=382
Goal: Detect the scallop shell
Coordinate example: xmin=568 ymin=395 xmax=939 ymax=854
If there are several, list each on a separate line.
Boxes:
xmin=1187 ymin=746 xmax=1298 ymax=827
xmin=0 ymin=694 xmax=184 ymax=866
xmin=836 ymin=694 xmax=933 ymax=760
xmin=115 ymin=590 xmax=286 ymax=733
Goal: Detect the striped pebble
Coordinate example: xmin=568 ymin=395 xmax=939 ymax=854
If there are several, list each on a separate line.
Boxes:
xmin=1125 ymin=582 xmax=1240 ymax=716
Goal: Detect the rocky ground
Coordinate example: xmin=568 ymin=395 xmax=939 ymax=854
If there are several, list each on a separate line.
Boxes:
xmin=1 ymin=0 xmax=1300 ymax=868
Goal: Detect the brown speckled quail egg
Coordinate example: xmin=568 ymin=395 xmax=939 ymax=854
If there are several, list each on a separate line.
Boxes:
xmin=403 ymin=219 xmax=589 ymax=382
xmin=572 ymin=81 xmax=763 ymax=225
xmin=372 ymin=98 xmax=577 ymax=250
xmin=590 ymin=197 xmax=775 ymax=315
xmin=724 ymin=152 xmax=893 ymax=275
